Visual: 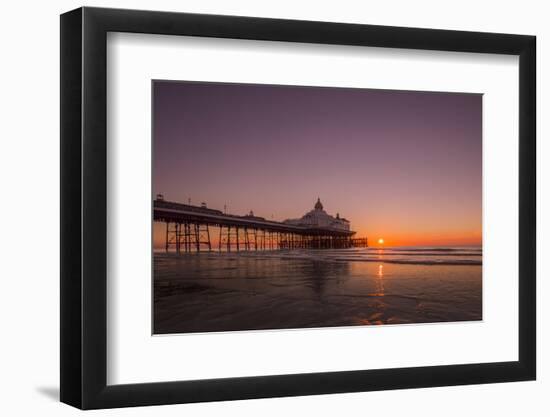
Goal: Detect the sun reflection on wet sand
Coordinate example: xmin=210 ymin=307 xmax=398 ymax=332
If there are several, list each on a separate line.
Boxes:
xmin=373 ymin=264 xmax=385 ymax=296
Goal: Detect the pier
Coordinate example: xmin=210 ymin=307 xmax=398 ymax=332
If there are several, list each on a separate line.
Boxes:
xmin=154 ymin=197 xmax=368 ymax=253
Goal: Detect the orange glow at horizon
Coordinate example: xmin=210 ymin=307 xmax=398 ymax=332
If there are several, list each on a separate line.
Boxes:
xmin=359 ymin=230 xmax=481 ymax=248
xmin=152 ymin=222 xmax=482 ymax=250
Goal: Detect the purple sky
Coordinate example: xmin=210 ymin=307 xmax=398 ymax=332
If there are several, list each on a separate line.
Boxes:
xmin=153 ymin=81 xmax=482 ymax=247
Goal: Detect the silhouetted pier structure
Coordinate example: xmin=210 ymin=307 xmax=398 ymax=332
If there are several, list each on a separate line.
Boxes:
xmin=154 ymin=197 xmax=368 ymax=253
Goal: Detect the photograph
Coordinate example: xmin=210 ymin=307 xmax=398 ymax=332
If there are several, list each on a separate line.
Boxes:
xmin=152 ymin=80 xmax=483 ymax=334
xmin=52 ymin=3 xmax=538 ymax=412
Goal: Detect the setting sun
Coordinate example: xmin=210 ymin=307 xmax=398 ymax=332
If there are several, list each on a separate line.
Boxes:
xmin=378 ymin=238 xmax=384 ymax=245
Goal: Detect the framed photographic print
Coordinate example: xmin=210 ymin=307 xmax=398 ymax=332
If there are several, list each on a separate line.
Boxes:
xmin=60 ymin=7 xmax=536 ymax=409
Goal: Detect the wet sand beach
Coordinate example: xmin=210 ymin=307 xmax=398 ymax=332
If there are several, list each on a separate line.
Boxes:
xmin=153 ymin=247 xmax=482 ymax=334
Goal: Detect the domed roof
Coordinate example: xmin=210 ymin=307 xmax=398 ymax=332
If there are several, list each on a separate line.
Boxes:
xmin=314 ymin=197 xmax=323 ymax=211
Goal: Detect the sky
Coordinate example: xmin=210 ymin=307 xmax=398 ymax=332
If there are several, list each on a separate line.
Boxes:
xmin=153 ymin=80 xmax=482 ymax=247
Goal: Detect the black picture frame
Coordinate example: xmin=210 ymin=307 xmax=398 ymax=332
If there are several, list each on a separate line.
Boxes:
xmin=60 ymin=6 xmax=536 ymax=410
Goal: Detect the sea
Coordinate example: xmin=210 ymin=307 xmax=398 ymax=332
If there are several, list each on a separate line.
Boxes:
xmin=153 ymin=246 xmax=482 ymax=334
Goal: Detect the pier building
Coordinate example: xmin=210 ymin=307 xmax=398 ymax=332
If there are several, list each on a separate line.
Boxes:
xmin=283 ymin=198 xmax=350 ymax=232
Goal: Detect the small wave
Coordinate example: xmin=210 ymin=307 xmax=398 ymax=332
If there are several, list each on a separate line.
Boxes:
xmin=365 ymin=252 xmax=482 ymax=257
xmin=233 ymin=252 xmax=482 ymax=266
xmin=369 ymin=247 xmax=482 ymax=253
xmin=156 ymin=249 xmax=482 ymax=266
xmin=332 ymin=257 xmax=482 ymax=266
